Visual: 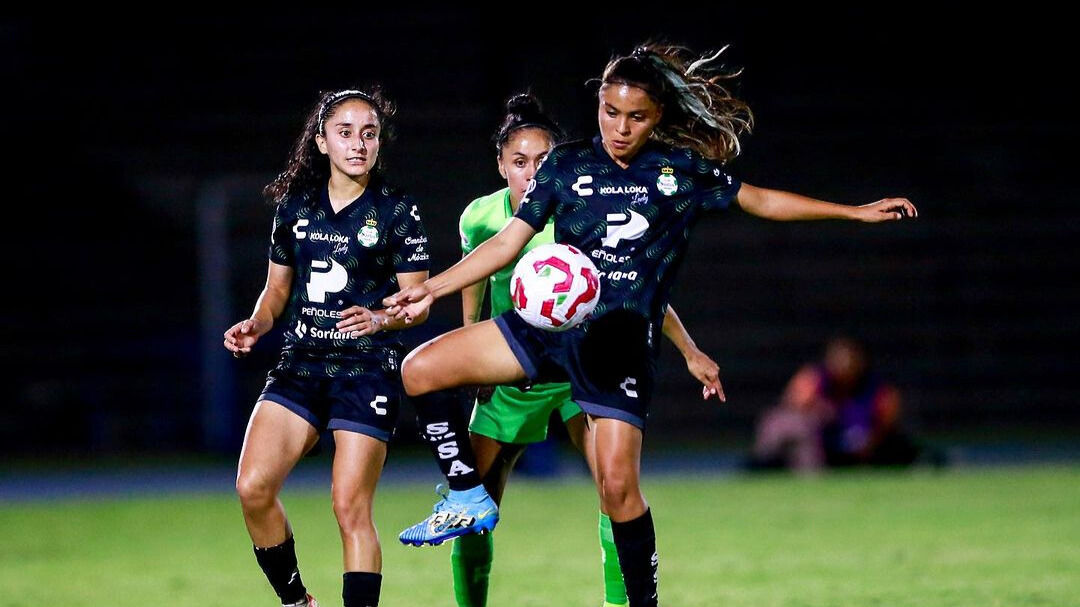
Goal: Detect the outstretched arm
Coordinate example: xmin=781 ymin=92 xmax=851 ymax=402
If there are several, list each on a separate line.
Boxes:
xmin=335 ymin=270 xmax=431 ymax=336
xmin=384 ymin=218 xmax=537 ymax=321
xmin=223 ymin=261 xmax=293 ymax=357
xmin=735 ymin=182 xmax=918 ymax=222
xmin=662 ymin=305 xmax=725 ymax=401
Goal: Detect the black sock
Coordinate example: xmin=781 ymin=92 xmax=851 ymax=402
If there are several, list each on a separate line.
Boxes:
xmin=253 ymin=536 xmax=307 ymax=605
xmin=343 ymin=571 xmax=382 ymax=607
xmin=412 ymin=389 xmax=481 ymax=490
xmin=611 ymin=509 xmax=659 ymax=607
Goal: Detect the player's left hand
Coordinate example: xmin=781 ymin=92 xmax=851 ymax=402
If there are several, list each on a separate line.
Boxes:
xmin=337 ymin=306 xmax=385 ymax=336
xmin=854 ymin=197 xmax=918 ymax=222
xmin=685 ymin=349 xmax=726 ymax=402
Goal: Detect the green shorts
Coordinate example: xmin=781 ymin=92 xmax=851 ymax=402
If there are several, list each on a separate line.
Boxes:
xmin=468 ymin=381 xmax=583 ymax=444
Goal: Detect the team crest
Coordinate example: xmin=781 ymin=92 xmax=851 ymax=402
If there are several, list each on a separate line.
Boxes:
xmin=358 ymin=219 xmax=379 ymax=248
xmin=656 ymin=167 xmax=678 ymax=196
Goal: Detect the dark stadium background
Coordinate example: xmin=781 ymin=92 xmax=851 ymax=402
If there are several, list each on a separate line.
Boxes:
xmin=3 ymin=11 xmax=1075 ymax=465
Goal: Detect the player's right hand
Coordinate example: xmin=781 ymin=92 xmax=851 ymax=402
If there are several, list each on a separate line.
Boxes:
xmin=383 ymin=283 xmax=434 ymax=323
xmin=223 ymin=318 xmax=267 ymax=358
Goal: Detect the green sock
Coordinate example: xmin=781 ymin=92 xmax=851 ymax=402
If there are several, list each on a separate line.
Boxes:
xmin=452 ymin=531 xmax=493 ymax=607
xmin=599 ymin=512 xmax=628 ymax=605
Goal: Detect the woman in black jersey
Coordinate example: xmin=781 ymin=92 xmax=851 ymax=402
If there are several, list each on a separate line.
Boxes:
xmin=223 ymin=86 xmax=432 ymax=607
xmin=385 ymin=43 xmax=917 ymax=607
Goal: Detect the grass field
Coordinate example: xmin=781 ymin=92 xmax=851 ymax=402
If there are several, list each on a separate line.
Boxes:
xmin=2 ymin=464 xmax=1078 ymax=606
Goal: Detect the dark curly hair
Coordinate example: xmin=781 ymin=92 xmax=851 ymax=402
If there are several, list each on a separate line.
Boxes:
xmin=263 ymin=85 xmax=396 ymax=204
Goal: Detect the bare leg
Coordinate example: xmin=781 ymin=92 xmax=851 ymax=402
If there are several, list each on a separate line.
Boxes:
xmin=236 ymin=400 xmax=319 ymax=605
xmin=566 ymin=413 xmax=628 ymax=607
xmin=331 ymin=431 xmax=387 ymax=573
xmin=591 ymin=416 xmax=656 ymax=607
xmin=591 ymin=417 xmax=646 ymax=522
xmin=235 ymin=400 xmax=319 ymax=546
xmin=402 ymin=320 xmax=526 ymax=396
xmin=564 ymin=413 xmax=604 ymax=499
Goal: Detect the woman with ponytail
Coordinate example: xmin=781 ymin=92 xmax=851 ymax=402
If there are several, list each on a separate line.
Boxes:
xmin=387 ymin=43 xmax=917 ymax=606
xmin=450 ymin=91 xmax=721 ymax=607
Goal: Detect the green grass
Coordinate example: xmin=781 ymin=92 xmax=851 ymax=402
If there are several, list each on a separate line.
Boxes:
xmin=2 ymin=465 xmax=1079 ymax=606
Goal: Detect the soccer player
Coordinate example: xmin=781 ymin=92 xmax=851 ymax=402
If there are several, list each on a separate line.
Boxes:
xmin=453 ymin=92 xmax=723 ymax=607
xmin=223 ymin=86 xmax=431 ymax=607
xmin=385 ymin=42 xmax=918 ymax=607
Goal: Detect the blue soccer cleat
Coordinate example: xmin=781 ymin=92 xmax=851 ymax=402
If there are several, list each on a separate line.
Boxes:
xmin=399 ymin=484 xmax=499 ymax=547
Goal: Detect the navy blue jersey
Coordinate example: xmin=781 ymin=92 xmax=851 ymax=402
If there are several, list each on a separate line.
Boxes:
xmin=268 ymin=175 xmax=430 ymax=377
xmin=516 ymin=135 xmax=740 ymax=337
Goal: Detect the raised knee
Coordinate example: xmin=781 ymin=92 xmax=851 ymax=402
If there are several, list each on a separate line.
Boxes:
xmin=401 ymin=349 xmax=435 ymax=396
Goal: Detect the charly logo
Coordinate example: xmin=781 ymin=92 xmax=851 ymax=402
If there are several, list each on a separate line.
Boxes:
xmin=369 ymin=395 xmax=388 ymax=415
xmin=358 ymin=218 xmax=379 ymax=248
xmin=293 ymin=219 xmax=310 ymax=240
xmin=410 ymin=205 xmax=421 ymax=222
xmin=657 ymin=167 xmax=678 ymax=196
xmin=572 ymin=175 xmax=594 ymax=197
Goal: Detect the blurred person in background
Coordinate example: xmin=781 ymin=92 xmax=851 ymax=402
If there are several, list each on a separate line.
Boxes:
xmin=223 ymin=86 xmax=431 ymax=607
xmin=748 ymin=335 xmax=923 ymax=472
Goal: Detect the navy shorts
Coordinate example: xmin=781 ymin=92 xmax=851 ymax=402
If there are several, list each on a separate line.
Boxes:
xmin=258 ymin=368 xmax=402 ymax=442
xmin=494 ymin=308 xmax=657 ymax=428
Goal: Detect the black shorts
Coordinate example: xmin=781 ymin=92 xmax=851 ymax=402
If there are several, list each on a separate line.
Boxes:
xmin=494 ymin=308 xmax=657 ymax=428
xmin=257 ymin=368 xmax=402 ymax=441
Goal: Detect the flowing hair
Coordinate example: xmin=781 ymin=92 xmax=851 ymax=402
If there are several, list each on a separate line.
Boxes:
xmin=262 ymin=86 xmax=396 ymax=205
xmin=597 ymin=42 xmax=753 ymax=162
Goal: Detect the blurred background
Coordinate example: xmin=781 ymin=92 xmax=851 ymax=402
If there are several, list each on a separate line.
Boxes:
xmin=2 ymin=9 xmax=1076 ymax=473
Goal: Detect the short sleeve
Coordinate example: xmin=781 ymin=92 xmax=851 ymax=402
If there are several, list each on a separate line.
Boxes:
xmin=459 ymin=204 xmax=478 ymax=255
xmin=697 ymin=160 xmax=741 ymax=211
xmin=268 ymin=203 xmax=295 ymax=265
xmin=390 ymin=198 xmax=431 ymax=272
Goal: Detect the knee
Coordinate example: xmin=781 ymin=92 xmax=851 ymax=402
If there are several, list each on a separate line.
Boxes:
xmin=597 ymin=469 xmax=639 ymax=510
xmin=236 ymin=472 xmax=277 ymax=511
xmin=332 ymin=495 xmax=375 ymax=536
xmin=401 ymin=349 xmax=437 ymax=396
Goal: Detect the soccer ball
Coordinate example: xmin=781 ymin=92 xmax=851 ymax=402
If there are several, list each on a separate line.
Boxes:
xmin=510 ymin=243 xmax=601 ymax=332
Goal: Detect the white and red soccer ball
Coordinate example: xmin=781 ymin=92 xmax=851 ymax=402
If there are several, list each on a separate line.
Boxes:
xmin=510 ymin=243 xmax=601 ymax=332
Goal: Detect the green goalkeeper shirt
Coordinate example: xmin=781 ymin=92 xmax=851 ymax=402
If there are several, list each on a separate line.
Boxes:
xmin=458 ymin=187 xmax=557 ymax=316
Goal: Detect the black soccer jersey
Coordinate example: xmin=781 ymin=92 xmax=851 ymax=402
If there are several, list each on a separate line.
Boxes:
xmin=268 ymin=175 xmax=430 ymax=378
xmin=516 ymin=135 xmax=740 ymax=338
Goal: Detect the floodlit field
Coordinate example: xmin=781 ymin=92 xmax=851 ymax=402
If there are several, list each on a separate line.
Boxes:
xmin=2 ymin=465 xmax=1078 ymax=606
